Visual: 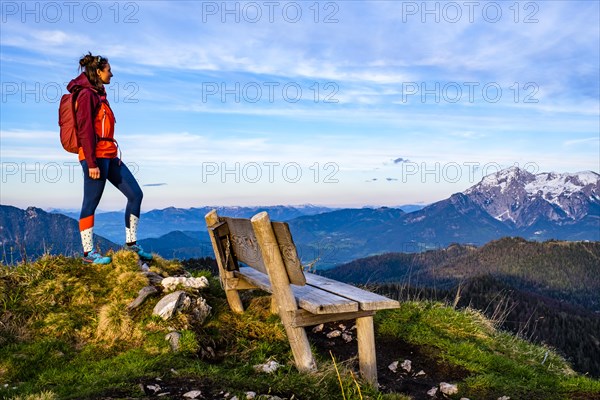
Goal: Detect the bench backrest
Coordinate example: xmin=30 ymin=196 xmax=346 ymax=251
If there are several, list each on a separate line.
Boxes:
xmin=208 ymin=213 xmax=306 ymax=286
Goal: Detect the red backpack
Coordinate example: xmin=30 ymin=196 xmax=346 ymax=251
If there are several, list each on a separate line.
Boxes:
xmin=58 ymin=88 xmax=84 ymax=153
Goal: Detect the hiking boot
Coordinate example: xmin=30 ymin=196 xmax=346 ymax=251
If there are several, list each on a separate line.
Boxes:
xmin=124 ymin=243 xmax=153 ymax=261
xmin=83 ymin=250 xmax=112 ymax=265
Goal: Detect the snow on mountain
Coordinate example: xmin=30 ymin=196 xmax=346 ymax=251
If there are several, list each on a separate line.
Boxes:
xmin=464 ymin=167 xmax=599 ymax=227
xmin=525 ymin=171 xmax=599 ymax=199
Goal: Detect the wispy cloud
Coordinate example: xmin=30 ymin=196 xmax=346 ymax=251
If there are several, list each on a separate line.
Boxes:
xmin=1 ymin=1 xmax=598 ymax=209
xmin=564 ymin=137 xmax=600 ymax=146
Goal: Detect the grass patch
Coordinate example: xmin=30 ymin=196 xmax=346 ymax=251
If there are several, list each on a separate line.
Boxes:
xmin=1 ymin=255 xmax=598 ymax=400
xmin=376 ymin=301 xmax=600 ymax=399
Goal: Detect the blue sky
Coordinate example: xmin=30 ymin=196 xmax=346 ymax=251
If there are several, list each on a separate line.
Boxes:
xmin=1 ymin=0 xmax=599 ymax=211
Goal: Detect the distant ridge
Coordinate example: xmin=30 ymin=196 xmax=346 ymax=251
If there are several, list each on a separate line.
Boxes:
xmin=58 ymin=204 xmax=336 ymax=243
xmin=3 ymin=167 xmax=598 ymax=265
xmin=0 ymin=205 xmax=116 ymax=263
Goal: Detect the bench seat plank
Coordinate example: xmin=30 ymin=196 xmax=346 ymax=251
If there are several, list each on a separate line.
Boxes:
xmin=236 ymin=267 xmax=358 ymax=315
xmin=305 ymin=273 xmax=400 ymax=311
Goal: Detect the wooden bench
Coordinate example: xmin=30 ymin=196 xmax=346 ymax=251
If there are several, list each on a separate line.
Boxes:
xmin=205 ymin=210 xmax=400 ymax=385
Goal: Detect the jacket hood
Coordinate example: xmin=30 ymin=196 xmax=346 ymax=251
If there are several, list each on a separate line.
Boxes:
xmin=67 ymin=72 xmax=106 ymax=96
xmin=67 ymin=72 xmax=94 ymax=93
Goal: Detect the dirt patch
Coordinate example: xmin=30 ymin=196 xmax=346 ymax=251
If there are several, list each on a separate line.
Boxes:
xmin=307 ymin=321 xmax=471 ymax=400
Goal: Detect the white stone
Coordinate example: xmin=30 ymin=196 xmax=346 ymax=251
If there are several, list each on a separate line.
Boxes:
xmin=312 ymin=323 xmax=324 ymax=333
xmin=401 ymin=359 xmax=412 ymax=373
xmin=162 ymin=276 xmax=209 ymax=292
xmin=498 ymin=397 xmax=511 ymax=400
xmin=246 ymin=392 xmax=257 ymax=399
xmin=183 ymin=390 xmax=202 ymax=399
xmin=460 ymin=398 xmax=471 ymax=400
xmin=152 ymin=291 xmax=187 ymax=320
xmin=147 ymin=384 xmax=161 ymax=393
xmin=415 ymin=370 xmax=426 ymax=377
xmin=342 ymin=333 xmax=353 ymax=343
xmin=427 ymin=387 xmax=438 ymax=397
xmin=388 ymin=361 xmax=399 ymax=373
xmin=440 ymin=382 xmax=459 ymax=395
xmin=327 ymin=330 xmax=342 ymax=338
xmin=254 ymin=360 xmax=282 ymax=373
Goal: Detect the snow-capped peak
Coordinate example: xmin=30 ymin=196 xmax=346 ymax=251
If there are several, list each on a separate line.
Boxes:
xmin=525 ymin=171 xmax=600 ymax=199
xmin=464 ymin=167 xmax=599 ymax=226
xmin=465 ymin=166 xmax=535 ymax=194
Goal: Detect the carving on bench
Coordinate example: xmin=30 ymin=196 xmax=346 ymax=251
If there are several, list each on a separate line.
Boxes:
xmin=205 ymin=209 xmax=400 ymax=386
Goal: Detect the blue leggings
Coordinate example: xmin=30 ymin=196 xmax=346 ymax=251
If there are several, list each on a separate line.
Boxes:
xmin=80 ymin=158 xmax=143 ymax=231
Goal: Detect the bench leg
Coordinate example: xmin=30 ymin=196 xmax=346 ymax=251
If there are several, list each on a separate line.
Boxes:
xmin=356 ymin=316 xmax=378 ymax=386
xmin=270 ymin=295 xmax=278 ymax=315
xmin=225 ymin=289 xmax=244 ymax=314
xmin=281 ymin=314 xmax=317 ymax=373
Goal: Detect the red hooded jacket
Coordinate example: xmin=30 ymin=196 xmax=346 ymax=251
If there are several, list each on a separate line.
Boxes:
xmin=66 ymin=73 xmax=117 ymax=168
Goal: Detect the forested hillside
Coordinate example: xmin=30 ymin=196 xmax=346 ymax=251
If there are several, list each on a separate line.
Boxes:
xmin=324 ymin=238 xmax=600 ymax=377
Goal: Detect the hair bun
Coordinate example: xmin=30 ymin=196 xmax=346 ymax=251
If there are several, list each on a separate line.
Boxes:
xmin=79 ymin=52 xmax=96 ymax=68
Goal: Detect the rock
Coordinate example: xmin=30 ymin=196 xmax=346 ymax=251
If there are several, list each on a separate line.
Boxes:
xmin=415 ymin=370 xmax=426 ymax=377
xmin=401 ymin=359 xmax=412 ymax=373
xmin=200 ymin=345 xmax=216 ymax=359
xmin=162 ymin=276 xmax=209 ymax=292
xmin=388 ymin=361 xmax=399 ymax=373
xmin=498 ymin=397 xmax=511 ymax=400
xmin=342 ymin=332 xmax=353 ymax=342
xmin=143 ymin=271 xmax=165 ymax=285
xmin=127 ymin=285 xmax=159 ymax=310
xmin=246 ymin=392 xmax=257 ymax=399
xmin=138 ymin=260 xmax=150 ymax=271
xmin=190 ymin=296 xmax=212 ymax=325
xmin=165 ymin=331 xmax=181 ymax=352
xmin=153 ymin=291 xmax=187 ymax=320
xmin=183 ymin=390 xmax=202 ymax=399
xmin=253 ymin=360 xmax=282 ymax=373
xmin=338 ymin=323 xmax=346 ymax=330
xmin=326 ymin=330 xmax=341 ymax=338
xmin=427 ymin=387 xmax=438 ymax=397
xmin=146 ymin=384 xmax=161 ymax=393
xmin=440 ymin=382 xmax=458 ymax=395
xmin=460 ymin=398 xmax=471 ymax=400
xmin=312 ymin=324 xmax=324 ymax=333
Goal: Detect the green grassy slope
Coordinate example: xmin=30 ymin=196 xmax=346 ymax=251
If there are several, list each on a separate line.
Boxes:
xmin=1 ymin=253 xmax=599 ymax=400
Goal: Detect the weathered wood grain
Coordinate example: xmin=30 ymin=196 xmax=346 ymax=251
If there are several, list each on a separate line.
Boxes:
xmin=237 ymin=267 xmax=357 ymax=314
xmin=305 ymin=273 xmax=400 ymax=311
xmin=205 ymin=210 xmax=244 ymax=313
xmin=251 ymin=212 xmax=317 ymax=372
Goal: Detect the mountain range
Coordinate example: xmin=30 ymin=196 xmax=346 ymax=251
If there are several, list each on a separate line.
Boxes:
xmin=0 ymin=205 xmax=116 ymax=263
xmin=287 ymin=167 xmax=599 ymax=266
xmin=1 ymin=167 xmax=598 ymax=266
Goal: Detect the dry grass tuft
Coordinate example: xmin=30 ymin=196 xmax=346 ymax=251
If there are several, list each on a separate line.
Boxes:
xmin=9 ymin=391 xmax=58 ymax=400
xmin=95 ymin=302 xmax=143 ymax=347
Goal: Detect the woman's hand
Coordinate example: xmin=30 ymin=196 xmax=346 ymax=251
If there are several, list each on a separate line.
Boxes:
xmin=89 ymin=167 xmax=100 ymax=179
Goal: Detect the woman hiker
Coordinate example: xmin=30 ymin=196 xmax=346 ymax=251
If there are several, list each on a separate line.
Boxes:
xmin=67 ymin=52 xmax=152 ymax=264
